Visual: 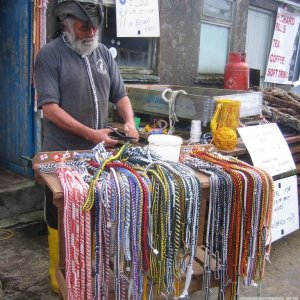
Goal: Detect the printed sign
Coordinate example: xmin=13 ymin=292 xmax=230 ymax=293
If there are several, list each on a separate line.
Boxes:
xmin=237 ymin=123 xmax=295 ymax=176
xmin=116 ymin=0 xmax=160 ymax=37
xmin=265 ymin=7 xmax=300 ymax=84
xmin=238 ymin=124 xmax=299 ymax=241
xmin=271 ymin=176 xmax=299 ymax=242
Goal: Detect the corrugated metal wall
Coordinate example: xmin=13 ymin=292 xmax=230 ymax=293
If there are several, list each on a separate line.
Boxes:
xmin=0 ymin=0 xmax=36 ymax=177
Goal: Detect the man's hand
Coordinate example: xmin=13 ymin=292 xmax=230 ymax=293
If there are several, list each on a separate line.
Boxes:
xmin=124 ymin=122 xmax=139 ymax=143
xmin=91 ymin=128 xmax=119 ymax=148
xmin=42 ymin=103 xmax=119 ymax=148
xmin=115 ymin=96 xmax=139 ymax=143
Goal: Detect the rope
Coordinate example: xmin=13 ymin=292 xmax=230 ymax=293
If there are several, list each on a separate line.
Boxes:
xmin=0 ymin=229 xmax=14 ymax=241
xmin=83 ymin=56 xmax=100 ymax=129
xmin=161 ymin=89 xmax=187 ymax=134
xmin=213 ymin=127 xmax=238 ymax=151
xmin=39 ymin=0 xmax=48 ymax=48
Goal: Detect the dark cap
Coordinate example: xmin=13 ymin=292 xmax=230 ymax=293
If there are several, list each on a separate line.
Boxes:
xmin=53 ymin=0 xmax=103 ymax=28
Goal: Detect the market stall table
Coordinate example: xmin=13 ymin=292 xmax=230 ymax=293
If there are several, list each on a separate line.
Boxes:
xmin=33 ymin=150 xmax=215 ymax=300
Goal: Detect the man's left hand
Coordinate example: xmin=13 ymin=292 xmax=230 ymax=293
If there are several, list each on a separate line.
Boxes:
xmin=124 ymin=122 xmax=139 ymax=143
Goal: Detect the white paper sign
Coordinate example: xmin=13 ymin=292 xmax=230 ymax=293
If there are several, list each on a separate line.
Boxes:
xmin=271 ymin=176 xmax=299 ymax=242
xmin=116 ymin=0 xmax=160 ymax=37
xmin=265 ymin=7 xmax=300 ymax=84
xmin=237 ymin=123 xmax=295 ymax=176
xmin=238 ymin=123 xmax=299 ymax=241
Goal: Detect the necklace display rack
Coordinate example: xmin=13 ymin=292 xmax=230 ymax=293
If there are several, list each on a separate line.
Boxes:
xmin=33 ymin=144 xmax=214 ymax=300
xmin=33 ymin=140 xmax=279 ymax=300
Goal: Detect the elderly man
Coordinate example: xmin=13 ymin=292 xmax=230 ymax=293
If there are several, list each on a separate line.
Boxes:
xmin=34 ymin=0 xmax=138 ymax=292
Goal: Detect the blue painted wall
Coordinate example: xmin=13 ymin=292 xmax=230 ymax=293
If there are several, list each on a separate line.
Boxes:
xmin=0 ymin=0 xmax=38 ymax=177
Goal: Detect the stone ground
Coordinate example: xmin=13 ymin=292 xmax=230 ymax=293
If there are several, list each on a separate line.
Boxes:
xmin=0 ymin=213 xmax=55 ymax=300
xmin=0 ymin=211 xmax=300 ymax=300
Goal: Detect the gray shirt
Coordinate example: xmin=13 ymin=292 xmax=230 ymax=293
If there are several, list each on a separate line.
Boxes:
xmin=35 ymin=36 xmax=126 ymax=151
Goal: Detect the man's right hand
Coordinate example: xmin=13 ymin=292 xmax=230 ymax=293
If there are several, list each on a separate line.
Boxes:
xmin=42 ymin=104 xmax=119 ymax=148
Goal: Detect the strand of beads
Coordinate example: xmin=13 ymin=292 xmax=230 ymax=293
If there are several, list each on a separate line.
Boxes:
xmin=119 ymin=147 xmax=202 ymax=297
xmin=122 ymin=145 xmax=202 ymax=297
xmin=184 ymin=149 xmax=274 ymax=300
xmin=57 ymin=166 xmax=92 ymax=300
xmin=90 ymin=159 xmax=150 ymax=300
xmin=198 ymin=153 xmax=274 ymax=285
xmin=184 ymin=157 xmax=232 ymax=300
xmin=143 ymin=160 xmax=201 ymax=298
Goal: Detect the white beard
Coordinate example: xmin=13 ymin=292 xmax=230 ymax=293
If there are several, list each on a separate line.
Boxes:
xmin=65 ymin=28 xmax=99 ymax=56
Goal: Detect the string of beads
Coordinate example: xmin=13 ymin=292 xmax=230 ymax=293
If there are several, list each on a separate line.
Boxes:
xmin=183 ymin=148 xmax=274 ymax=300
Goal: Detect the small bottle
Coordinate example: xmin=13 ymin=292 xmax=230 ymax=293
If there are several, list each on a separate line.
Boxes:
xmin=190 ymin=120 xmax=202 ymax=143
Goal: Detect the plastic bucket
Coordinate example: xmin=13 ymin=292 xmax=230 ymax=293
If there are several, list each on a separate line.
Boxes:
xmin=147 ymin=134 xmax=183 ymax=162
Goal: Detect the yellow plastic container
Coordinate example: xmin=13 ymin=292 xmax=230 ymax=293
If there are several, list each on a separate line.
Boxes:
xmin=210 ymin=99 xmax=241 ymax=134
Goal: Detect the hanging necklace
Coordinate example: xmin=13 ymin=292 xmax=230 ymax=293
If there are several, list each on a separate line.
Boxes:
xmin=57 ymin=166 xmax=92 ymax=300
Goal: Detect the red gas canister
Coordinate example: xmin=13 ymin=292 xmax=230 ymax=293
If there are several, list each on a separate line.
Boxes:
xmin=224 ymin=52 xmax=249 ymax=90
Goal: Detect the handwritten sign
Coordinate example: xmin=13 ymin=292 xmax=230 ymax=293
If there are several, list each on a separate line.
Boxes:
xmin=116 ymin=0 xmax=160 ymax=37
xmin=237 ymin=123 xmax=295 ymax=176
xmin=238 ymin=123 xmax=299 ymax=241
xmin=265 ymin=7 xmax=300 ymax=84
xmin=271 ymin=176 xmax=299 ymax=242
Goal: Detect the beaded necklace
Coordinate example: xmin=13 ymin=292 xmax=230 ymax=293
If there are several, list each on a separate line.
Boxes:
xmin=107 ymin=162 xmax=151 ymax=272
xmin=91 ymin=160 xmax=149 ymax=299
xmin=192 ymin=152 xmax=244 ymax=288
xmin=57 ymin=166 xmax=92 ymax=300
xmin=94 ymin=178 xmax=111 ymax=299
xmin=145 ymin=160 xmax=201 ymax=297
xmin=83 ymin=143 xmax=128 ymax=211
xmin=184 ymin=157 xmax=232 ymax=299
xmin=211 ymin=155 xmax=274 ymax=283
xmin=185 ymin=149 xmax=274 ymax=299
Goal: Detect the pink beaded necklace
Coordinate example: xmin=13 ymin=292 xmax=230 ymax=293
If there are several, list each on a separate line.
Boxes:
xmin=57 ymin=167 xmax=92 ymax=300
